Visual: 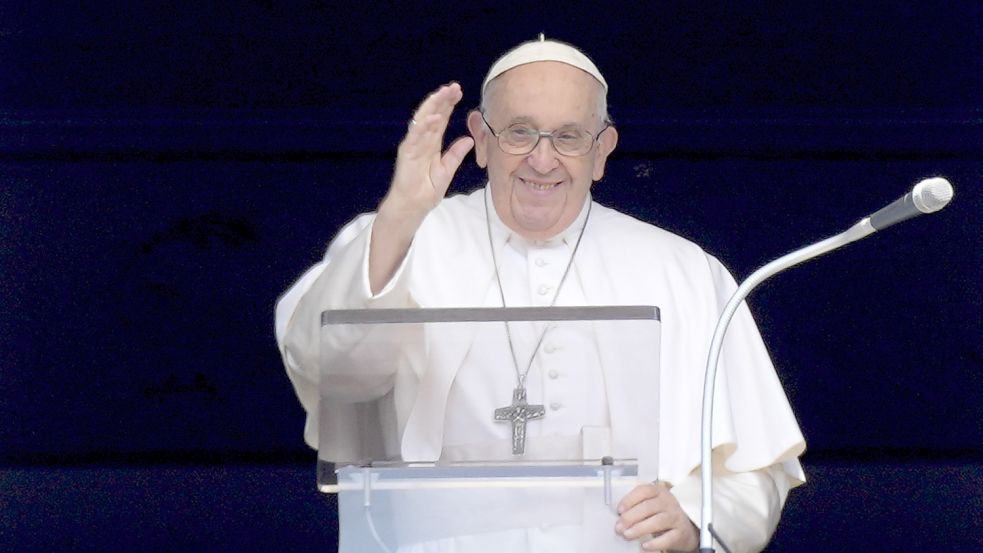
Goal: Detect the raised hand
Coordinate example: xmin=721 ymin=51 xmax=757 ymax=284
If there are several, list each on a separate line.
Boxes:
xmin=382 ymin=82 xmax=475 ymax=222
xmin=369 ymin=82 xmax=474 ymax=293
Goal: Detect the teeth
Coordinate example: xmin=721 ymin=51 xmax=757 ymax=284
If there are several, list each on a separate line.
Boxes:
xmin=523 ymin=179 xmax=558 ymax=191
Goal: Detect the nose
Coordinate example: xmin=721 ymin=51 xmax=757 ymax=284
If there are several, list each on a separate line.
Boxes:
xmin=525 ymin=134 xmax=560 ymax=174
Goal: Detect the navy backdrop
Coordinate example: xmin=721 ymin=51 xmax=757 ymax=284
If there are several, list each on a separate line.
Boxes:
xmin=1 ymin=2 xmax=981 ymax=551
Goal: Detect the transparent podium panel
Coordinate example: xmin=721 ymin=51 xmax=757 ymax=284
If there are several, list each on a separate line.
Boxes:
xmin=332 ymin=460 xmax=647 ymax=553
xmin=317 ymin=306 xmax=661 ymax=552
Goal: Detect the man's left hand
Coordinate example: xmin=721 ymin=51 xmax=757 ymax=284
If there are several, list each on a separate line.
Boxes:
xmin=615 ymin=481 xmax=699 ymax=552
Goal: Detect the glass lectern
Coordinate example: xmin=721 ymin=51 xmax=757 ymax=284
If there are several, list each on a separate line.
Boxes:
xmin=318 ymin=306 xmax=661 ymax=553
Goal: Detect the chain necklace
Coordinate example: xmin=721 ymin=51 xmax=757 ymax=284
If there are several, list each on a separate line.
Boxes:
xmin=483 ymin=185 xmax=592 ymax=455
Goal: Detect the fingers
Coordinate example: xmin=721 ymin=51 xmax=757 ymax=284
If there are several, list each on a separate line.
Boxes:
xmin=617 ymin=481 xmax=670 ymax=519
xmin=400 ymin=112 xmax=442 ymax=158
xmin=385 ymin=82 xmax=469 ymax=217
xmin=641 ymin=524 xmax=699 ymax=552
xmin=427 ymin=82 xmax=462 ymax=142
xmin=410 ymin=82 xmax=462 ymax=124
xmin=425 ymin=82 xmax=463 ymax=121
xmin=615 ymin=482 xmax=667 ymax=536
xmin=403 ymin=83 xmax=464 ymax=156
xmin=615 ymin=482 xmax=697 ymax=551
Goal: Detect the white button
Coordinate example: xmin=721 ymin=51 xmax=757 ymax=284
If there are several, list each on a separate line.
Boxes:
xmin=549 ymin=401 xmax=563 ymax=411
xmin=535 ymin=257 xmax=548 ymax=267
xmin=537 ymin=284 xmax=551 ymax=295
xmin=544 ymin=343 xmax=558 ymax=353
xmin=548 ymin=369 xmax=559 ymax=379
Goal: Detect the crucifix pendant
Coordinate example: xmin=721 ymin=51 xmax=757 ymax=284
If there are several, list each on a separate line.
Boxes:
xmin=494 ymin=387 xmax=545 ymax=455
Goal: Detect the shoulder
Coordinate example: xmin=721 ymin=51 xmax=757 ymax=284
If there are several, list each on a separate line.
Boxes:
xmin=589 ymin=201 xmax=716 ymax=266
xmin=587 ymin=200 xmax=741 ymax=296
xmin=587 ymin=201 xmax=740 ymax=316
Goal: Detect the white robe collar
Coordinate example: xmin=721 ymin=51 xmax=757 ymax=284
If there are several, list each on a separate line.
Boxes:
xmin=482 ymin=183 xmax=593 ymax=259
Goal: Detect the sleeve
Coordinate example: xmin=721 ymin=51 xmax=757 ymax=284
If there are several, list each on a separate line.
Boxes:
xmin=274 ymin=213 xmax=417 ymax=451
xmin=670 ymin=450 xmax=794 ymax=553
xmin=703 ymin=253 xmax=807 ymax=480
xmin=659 ymin=253 xmax=804 ymax=552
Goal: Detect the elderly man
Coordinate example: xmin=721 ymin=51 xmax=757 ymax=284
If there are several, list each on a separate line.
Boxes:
xmin=276 ymin=37 xmax=805 ymax=552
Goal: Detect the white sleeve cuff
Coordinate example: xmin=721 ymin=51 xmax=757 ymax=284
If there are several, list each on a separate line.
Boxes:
xmin=670 ymin=458 xmax=790 ymax=553
xmin=359 ymin=218 xmax=414 ymax=308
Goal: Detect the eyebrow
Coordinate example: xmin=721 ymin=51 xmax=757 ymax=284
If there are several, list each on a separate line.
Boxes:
xmin=506 ymin=116 xmax=587 ymax=129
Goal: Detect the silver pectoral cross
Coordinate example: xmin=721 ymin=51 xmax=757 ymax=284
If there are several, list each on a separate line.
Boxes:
xmin=494 ymin=387 xmax=545 ymax=455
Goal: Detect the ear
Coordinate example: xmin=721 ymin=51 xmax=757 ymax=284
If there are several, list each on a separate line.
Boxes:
xmin=592 ymin=125 xmax=619 ymax=181
xmin=467 ymin=110 xmax=489 ymax=168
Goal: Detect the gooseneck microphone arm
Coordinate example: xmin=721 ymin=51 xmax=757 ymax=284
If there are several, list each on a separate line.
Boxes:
xmin=697 ymin=178 xmax=953 ymax=553
xmin=697 ymin=218 xmax=875 ymax=552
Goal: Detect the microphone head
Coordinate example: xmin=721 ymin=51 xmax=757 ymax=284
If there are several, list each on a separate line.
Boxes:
xmin=912 ymin=177 xmax=954 ymax=213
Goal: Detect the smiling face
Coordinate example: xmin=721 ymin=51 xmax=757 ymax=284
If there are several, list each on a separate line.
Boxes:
xmin=467 ymin=61 xmax=618 ymax=241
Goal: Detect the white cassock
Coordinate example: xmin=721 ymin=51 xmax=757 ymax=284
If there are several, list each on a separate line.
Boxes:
xmin=276 ymin=186 xmax=806 ymax=553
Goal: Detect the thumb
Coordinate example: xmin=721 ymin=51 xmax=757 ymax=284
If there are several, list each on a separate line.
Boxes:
xmin=438 ymin=136 xmax=475 ymax=180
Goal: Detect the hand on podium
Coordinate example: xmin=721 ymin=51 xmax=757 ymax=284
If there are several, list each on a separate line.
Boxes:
xmin=615 ymin=481 xmax=699 ymax=552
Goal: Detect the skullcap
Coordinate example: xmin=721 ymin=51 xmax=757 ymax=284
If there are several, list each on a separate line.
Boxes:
xmin=482 ymin=34 xmax=607 ymax=92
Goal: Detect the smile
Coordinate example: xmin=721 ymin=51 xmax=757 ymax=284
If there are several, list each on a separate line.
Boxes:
xmin=520 ymin=178 xmax=562 ymax=191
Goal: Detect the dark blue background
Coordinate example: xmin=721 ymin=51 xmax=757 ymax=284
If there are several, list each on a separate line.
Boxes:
xmin=1 ymin=2 xmax=980 ymax=551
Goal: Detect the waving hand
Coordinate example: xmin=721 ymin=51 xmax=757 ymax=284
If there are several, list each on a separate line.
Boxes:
xmin=369 ymin=82 xmax=475 ymax=293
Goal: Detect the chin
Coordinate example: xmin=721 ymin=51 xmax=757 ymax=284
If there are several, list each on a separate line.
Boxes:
xmin=512 ymin=206 xmax=573 ymax=239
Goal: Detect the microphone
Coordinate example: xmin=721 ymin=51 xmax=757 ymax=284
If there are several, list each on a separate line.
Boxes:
xmin=869 ymin=177 xmax=954 ymax=231
xmin=698 ymin=177 xmax=954 ymax=553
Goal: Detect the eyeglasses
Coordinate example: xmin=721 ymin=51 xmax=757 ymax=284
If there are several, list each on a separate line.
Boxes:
xmin=480 ymin=112 xmax=609 ymax=157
